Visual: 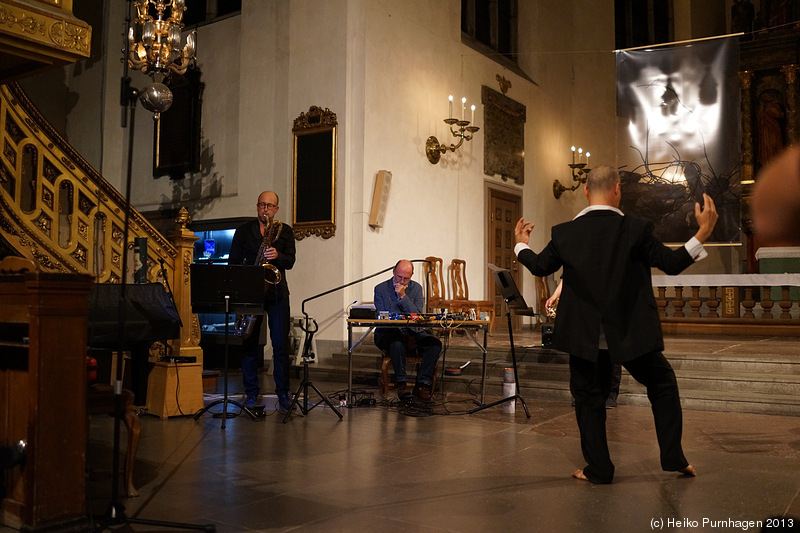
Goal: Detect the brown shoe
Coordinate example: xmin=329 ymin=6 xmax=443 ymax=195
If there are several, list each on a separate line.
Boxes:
xmin=396 ymin=381 xmax=408 ymax=397
xmin=413 ymin=382 xmax=433 ymax=403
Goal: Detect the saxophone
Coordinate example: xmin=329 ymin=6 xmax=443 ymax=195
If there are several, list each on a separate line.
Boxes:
xmin=234 ymin=218 xmax=283 ymax=338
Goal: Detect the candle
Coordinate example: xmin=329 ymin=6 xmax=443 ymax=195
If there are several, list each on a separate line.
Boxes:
xmin=470 ymin=104 xmax=475 ymax=125
xmin=578 ymin=147 xmax=583 ymax=163
xmin=461 ymin=97 xmax=466 ymax=120
xmin=585 ymin=152 xmax=590 ymax=166
xmin=449 ymin=95 xmax=453 ymax=119
xmin=571 ymin=146 xmax=576 ymax=164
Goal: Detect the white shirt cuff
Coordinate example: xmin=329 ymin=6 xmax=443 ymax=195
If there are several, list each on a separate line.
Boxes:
xmin=514 ymin=242 xmax=531 ymax=256
xmin=684 ymin=236 xmax=707 ymax=261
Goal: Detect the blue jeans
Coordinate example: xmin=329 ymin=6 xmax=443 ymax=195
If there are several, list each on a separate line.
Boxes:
xmin=241 ymin=297 xmax=291 ymax=399
xmin=374 ymin=328 xmax=441 ymax=385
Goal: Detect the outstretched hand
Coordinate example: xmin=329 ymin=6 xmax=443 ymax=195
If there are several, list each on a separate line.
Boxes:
xmin=693 ymin=193 xmax=718 ymax=244
xmin=515 ymin=217 xmax=534 ymax=245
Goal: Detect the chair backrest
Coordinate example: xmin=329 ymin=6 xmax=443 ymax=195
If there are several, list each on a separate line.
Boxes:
xmin=423 ymin=256 xmax=446 ymax=310
xmin=450 ymin=259 xmax=469 ymax=300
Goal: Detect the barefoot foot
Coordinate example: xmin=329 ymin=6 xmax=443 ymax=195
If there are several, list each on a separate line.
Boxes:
xmin=572 ymin=469 xmax=589 ymax=481
xmin=678 ymin=465 xmax=697 ymax=477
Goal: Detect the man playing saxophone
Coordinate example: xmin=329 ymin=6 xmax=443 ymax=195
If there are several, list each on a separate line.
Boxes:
xmin=229 ymin=191 xmax=296 ymax=411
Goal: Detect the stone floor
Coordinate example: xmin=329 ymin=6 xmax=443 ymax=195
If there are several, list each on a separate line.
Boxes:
xmin=86 ymin=352 xmax=800 ymax=532
xmin=4 ymin=332 xmax=800 ymax=532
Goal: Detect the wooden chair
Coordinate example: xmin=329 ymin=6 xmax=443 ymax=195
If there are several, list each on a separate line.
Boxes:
xmin=448 ymin=259 xmax=496 ymax=333
xmin=422 ymin=256 xmax=451 ymax=313
xmin=378 ymin=336 xmax=437 ymax=396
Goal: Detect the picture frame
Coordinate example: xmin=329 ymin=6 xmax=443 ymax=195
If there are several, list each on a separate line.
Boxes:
xmin=292 ymin=106 xmax=337 ymax=240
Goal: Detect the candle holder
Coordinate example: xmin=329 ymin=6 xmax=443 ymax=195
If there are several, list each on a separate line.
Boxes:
xmin=553 ymin=163 xmax=591 ymax=199
xmin=426 ymin=118 xmax=480 ymax=164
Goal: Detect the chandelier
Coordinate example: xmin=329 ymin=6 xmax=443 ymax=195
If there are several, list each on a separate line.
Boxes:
xmin=126 ymin=0 xmax=197 ymax=116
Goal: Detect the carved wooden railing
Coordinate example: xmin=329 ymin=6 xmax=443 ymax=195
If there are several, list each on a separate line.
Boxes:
xmin=0 ymin=82 xmax=201 ymax=360
xmin=652 ymin=274 xmax=800 ymax=336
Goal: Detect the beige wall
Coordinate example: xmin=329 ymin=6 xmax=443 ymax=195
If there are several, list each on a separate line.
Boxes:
xmin=17 ymin=0 xmax=742 ymax=352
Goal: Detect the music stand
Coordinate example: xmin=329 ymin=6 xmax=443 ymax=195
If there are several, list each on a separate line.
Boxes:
xmin=190 ymin=264 xmax=265 ymax=428
xmin=469 ymin=264 xmax=531 ymax=418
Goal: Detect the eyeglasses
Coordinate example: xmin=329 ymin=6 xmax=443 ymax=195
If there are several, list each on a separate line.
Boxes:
xmin=257 ymin=202 xmax=277 ymax=210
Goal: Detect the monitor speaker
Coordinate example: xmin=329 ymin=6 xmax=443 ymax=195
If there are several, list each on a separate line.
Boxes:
xmin=369 ymin=170 xmax=391 ymax=228
xmin=542 ymin=324 xmax=554 ymax=347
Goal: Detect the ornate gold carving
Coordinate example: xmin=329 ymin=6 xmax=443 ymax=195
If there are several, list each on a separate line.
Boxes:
xmin=495 ymin=74 xmax=511 ymax=95
xmin=191 ymin=314 xmax=201 ymax=345
xmin=42 ymin=157 xmax=60 ymax=183
xmin=34 ymin=212 xmax=51 ymax=236
xmin=0 ymin=2 xmax=90 ymax=61
xmin=49 ymin=20 xmax=90 ymax=55
xmin=175 ymin=206 xmax=191 ymax=229
xmin=41 ymin=186 xmax=53 ymax=210
xmin=0 ymin=6 xmax=46 ymax=36
xmin=5 ymin=115 xmax=25 ymax=145
xmin=292 ymin=106 xmax=337 ymax=130
xmin=183 ymin=249 xmax=191 ymax=285
xmin=4 ymin=139 xmax=16 ymax=167
xmin=293 ymin=226 xmax=335 ymax=241
xmin=72 ymin=244 xmax=87 ymax=267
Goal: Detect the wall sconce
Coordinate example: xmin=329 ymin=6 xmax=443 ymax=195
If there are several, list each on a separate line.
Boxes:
xmin=426 ymin=95 xmax=480 ymax=164
xmin=553 ymin=146 xmax=591 ymax=199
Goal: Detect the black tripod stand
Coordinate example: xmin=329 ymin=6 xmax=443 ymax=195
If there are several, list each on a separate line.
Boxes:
xmin=283 ymin=318 xmax=343 ymax=422
xmin=470 ymin=266 xmax=531 ymax=418
xmin=191 ymin=264 xmax=267 ymax=428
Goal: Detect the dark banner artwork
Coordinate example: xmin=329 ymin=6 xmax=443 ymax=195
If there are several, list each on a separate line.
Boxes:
xmin=616 ymin=36 xmax=740 ymax=243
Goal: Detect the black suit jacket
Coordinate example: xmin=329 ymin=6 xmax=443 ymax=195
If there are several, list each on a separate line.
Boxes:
xmin=518 ymin=210 xmax=694 ymax=363
xmin=228 ymin=219 xmax=296 ymax=301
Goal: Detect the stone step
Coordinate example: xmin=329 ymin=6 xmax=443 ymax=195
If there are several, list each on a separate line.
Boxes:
xmin=310 ymin=342 xmax=800 ymax=416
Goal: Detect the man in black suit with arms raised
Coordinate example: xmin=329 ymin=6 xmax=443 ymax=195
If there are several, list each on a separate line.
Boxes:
xmin=514 ymin=164 xmax=718 ymax=484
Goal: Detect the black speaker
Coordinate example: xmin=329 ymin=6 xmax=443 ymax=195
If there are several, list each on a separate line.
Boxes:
xmin=542 ymin=324 xmax=554 ymax=347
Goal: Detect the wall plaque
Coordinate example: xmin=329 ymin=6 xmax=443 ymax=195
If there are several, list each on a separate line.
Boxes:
xmin=482 ymin=85 xmax=526 ymax=184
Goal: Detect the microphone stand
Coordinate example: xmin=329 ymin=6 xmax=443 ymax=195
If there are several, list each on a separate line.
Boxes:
xmin=282 ymin=316 xmax=343 ymax=422
xmin=96 ymin=2 xmax=215 ymax=530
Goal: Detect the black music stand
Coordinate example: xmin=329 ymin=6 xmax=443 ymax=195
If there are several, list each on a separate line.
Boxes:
xmin=190 ymin=264 xmax=266 ymax=428
xmin=469 ymin=265 xmax=531 ymax=418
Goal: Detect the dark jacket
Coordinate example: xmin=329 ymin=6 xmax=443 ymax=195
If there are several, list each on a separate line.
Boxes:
xmin=517 ymin=210 xmax=693 ymax=363
xmin=228 ymin=219 xmax=296 ymax=301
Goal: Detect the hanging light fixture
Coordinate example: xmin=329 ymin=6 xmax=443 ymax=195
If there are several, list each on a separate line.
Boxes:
xmin=126 ymin=0 xmax=197 ymax=116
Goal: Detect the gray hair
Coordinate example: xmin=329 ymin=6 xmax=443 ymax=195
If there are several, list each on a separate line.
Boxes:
xmin=586 ymin=165 xmax=620 ymax=195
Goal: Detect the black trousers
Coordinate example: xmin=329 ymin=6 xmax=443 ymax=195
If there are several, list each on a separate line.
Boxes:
xmin=570 ymin=349 xmax=689 ymax=483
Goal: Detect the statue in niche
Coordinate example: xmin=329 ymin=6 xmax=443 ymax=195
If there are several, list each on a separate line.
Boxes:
xmin=756 ymin=88 xmax=786 ymax=169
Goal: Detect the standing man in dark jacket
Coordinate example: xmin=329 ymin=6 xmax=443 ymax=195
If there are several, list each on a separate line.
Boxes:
xmin=514 ymin=165 xmax=718 ymax=483
xmin=229 ymin=191 xmax=296 ymax=411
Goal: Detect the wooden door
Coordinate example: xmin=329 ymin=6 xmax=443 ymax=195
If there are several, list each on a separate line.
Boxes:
xmin=487 ymin=188 xmax=521 ymax=331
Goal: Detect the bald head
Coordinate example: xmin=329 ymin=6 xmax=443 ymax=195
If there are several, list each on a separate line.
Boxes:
xmin=256 ymin=191 xmax=280 ymax=224
xmin=584 ymin=165 xmax=621 ymax=207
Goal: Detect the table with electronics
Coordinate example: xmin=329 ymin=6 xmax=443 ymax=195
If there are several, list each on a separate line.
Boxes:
xmin=346 ymin=315 xmax=491 ymax=406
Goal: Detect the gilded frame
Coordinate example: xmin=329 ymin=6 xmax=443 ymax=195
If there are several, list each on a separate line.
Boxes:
xmin=292 ymin=106 xmax=337 ymax=240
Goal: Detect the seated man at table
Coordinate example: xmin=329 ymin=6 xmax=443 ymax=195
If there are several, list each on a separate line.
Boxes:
xmin=373 ymin=259 xmax=441 ymax=404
